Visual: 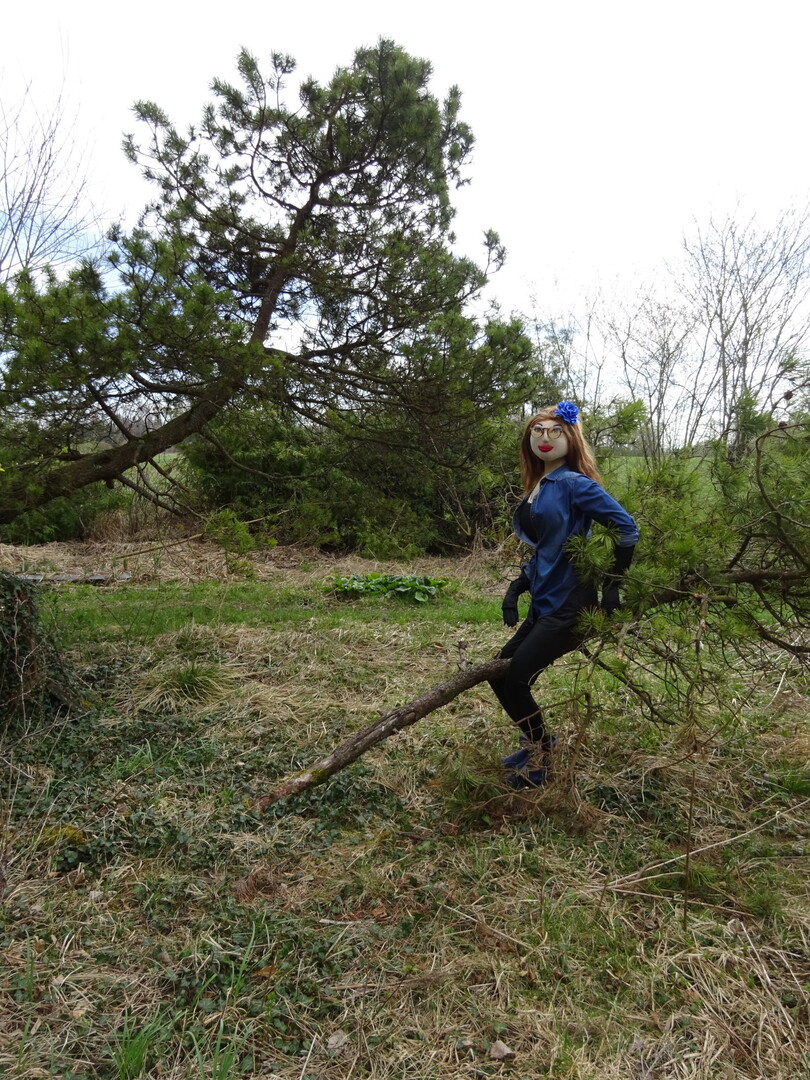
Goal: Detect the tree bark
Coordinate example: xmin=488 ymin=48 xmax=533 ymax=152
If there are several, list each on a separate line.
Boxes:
xmin=256 ymin=657 xmax=510 ymax=808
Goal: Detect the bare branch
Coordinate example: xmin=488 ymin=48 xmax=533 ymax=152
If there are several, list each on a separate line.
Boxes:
xmin=0 ymin=80 xmax=100 ymax=278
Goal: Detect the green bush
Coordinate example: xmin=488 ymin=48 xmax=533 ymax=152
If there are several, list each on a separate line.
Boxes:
xmin=0 ymin=484 xmax=133 ymax=544
xmin=179 ymin=403 xmax=522 ymax=556
xmin=327 ymin=572 xmax=448 ymax=602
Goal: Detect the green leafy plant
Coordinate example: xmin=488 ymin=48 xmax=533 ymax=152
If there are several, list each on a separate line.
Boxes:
xmin=327 ymin=572 xmax=448 ymax=603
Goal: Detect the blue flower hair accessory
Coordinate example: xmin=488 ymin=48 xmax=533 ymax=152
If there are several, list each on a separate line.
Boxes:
xmin=554 ymin=400 xmax=579 ymax=425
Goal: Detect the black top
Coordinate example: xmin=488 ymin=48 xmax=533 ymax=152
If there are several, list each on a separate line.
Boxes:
xmin=517 ymin=497 xmax=538 ymax=544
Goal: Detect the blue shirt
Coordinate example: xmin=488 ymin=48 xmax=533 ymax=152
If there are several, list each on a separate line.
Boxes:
xmin=512 ymin=463 xmax=639 ymax=618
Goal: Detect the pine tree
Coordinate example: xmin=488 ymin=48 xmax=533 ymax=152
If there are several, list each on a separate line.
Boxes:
xmin=0 ymin=41 xmax=509 ymax=524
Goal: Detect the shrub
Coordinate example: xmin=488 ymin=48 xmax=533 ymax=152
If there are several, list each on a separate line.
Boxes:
xmin=180 ymin=404 xmax=521 ymax=555
xmin=0 ymin=485 xmax=133 ymax=544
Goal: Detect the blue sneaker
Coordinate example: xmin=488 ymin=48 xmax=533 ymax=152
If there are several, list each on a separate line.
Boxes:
xmin=501 ymin=734 xmax=556 ymax=768
xmin=501 ymin=736 xmax=532 ymax=769
xmin=505 ymin=765 xmax=548 ymax=790
xmin=503 ymin=735 xmax=556 ymax=790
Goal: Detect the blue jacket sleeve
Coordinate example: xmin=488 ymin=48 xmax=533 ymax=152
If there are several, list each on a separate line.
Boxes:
xmin=570 ymin=475 xmax=640 ymax=546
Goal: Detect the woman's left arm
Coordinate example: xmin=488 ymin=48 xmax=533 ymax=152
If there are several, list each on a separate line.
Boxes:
xmin=570 ymin=475 xmax=639 ymax=545
xmin=572 ymin=476 xmax=639 ymax=612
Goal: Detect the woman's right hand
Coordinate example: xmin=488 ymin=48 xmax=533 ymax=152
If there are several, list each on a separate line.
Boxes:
xmin=502 ymin=572 xmax=529 ymax=627
xmin=502 ymin=599 xmax=520 ymax=627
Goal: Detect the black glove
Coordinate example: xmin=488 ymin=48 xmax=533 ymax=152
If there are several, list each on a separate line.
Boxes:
xmin=601 ymin=583 xmax=622 ymax=615
xmin=601 ymin=544 xmax=635 ymax=615
xmin=502 ymin=571 xmax=530 ymax=627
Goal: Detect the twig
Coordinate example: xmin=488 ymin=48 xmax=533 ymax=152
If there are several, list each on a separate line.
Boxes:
xmin=116 ymin=532 xmax=206 ymax=559
xmin=581 ymin=645 xmax=674 ymax=726
xmin=439 ymin=902 xmax=536 ymax=951
xmin=113 ymin=516 xmax=272 ymax=560
xmin=609 ymin=888 xmax=748 ymax=916
xmin=683 ymin=766 xmax=696 ymax=934
xmin=298 ymin=1037 xmax=316 ymax=1080
xmin=765 ymin=668 xmax=789 ymax=707
xmin=599 ymin=797 xmax=810 ymax=892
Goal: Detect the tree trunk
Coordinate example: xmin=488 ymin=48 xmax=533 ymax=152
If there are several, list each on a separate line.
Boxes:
xmin=0 ymin=572 xmax=77 ymax=724
xmin=0 ymin=383 xmax=238 ymax=524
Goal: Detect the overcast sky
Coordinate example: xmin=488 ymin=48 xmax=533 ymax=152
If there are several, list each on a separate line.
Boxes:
xmin=3 ymin=0 xmax=809 ymax=316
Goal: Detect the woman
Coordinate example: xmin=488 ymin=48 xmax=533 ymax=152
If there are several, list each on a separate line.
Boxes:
xmin=491 ymin=401 xmax=639 ymax=789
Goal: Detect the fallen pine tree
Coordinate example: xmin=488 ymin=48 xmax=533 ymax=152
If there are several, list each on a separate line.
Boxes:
xmin=257 ymin=657 xmax=510 ymax=808
xmin=254 ymin=633 xmax=664 ymax=809
xmin=256 ymin=562 xmax=809 ymax=809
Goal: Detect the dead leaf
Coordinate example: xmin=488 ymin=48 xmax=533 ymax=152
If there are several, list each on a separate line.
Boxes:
xmin=489 ymin=1039 xmax=516 ymax=1061
xmin=327 ymin=1030 xmax=350 ymax=1053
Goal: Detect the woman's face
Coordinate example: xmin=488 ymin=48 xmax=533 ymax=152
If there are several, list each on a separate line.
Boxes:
xmin=529 ymin=420 xmax=569 ymax=465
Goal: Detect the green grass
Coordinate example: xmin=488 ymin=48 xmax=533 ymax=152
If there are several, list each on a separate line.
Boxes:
xmin=2 ymin=553 xmax=808 ymax=1079
xmin=45 ymin=580 xmax=500 ymax=650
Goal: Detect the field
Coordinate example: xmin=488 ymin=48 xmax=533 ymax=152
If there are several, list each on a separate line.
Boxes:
xmin=1 ymin=541 xmax=808 ymax=1079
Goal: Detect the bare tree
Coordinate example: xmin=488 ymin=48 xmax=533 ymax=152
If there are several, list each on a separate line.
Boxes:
xmin=680 ymin=210 xmax=810 ymax=452
xmin=0 ymin=82 xmax=99 ymax=279
xmin=527 ymin=300 xmax=607 ymax=413
xmin=525 ymin=301 xmax=647 ymax=453
xmin=607 ymin=290 xmax=702 ymax=462
xmin=600 ymin=210 xmax=810 ymax=458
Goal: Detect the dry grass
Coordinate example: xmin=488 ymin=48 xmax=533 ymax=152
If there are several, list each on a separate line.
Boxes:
xmin=0 ymin=546 xmax=808 ymax=1079
xmin=0 ymin=539 xmax=504 ymax=591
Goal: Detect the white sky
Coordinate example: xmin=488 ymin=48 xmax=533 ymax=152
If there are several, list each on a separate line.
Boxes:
xmin=3 ymin=0 xmax=809 ymax=317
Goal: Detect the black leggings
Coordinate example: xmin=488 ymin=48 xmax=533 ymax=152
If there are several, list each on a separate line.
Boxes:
xmin=489 ymin=584 xmax=596 ymax=743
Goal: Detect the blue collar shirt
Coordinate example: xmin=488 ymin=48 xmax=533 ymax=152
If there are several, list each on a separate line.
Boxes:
xmin=512 ymin=462 xmax=639 ymax=618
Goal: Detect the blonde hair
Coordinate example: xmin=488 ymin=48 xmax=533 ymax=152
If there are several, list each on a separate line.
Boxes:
xmin=519 ymin=407 xmax=601 ymax=492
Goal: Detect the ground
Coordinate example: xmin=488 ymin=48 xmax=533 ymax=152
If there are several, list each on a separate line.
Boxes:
xmin=1 ymin=541 xmax=808 ymax=1079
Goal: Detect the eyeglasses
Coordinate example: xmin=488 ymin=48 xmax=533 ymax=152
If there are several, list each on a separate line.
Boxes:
xmin=530 ymin=424 xmax=565 ymax=440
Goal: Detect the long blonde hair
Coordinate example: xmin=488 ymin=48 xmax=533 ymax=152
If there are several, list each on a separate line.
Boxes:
xmin=519 ymin=407 xmax=601 ymax=492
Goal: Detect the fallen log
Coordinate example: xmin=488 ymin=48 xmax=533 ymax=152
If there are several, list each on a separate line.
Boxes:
xmin=257 ymin=657 xmax=510 ymax=809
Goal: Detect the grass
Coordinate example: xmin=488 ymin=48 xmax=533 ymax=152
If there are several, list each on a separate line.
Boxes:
xmin=1 ymin=551 xmax=808 ymax=1079
xmin=41 ymin=579 xmax=498 ymax=651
